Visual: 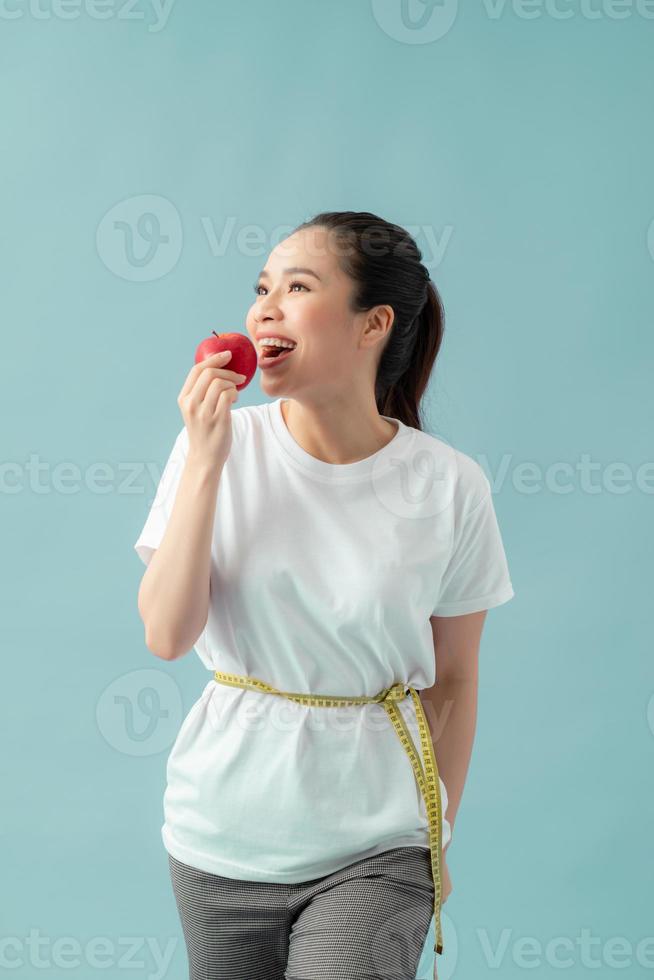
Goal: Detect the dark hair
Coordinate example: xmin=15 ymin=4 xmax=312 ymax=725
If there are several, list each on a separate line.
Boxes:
xmin=291 ymin=210 xmax=445 ymax=431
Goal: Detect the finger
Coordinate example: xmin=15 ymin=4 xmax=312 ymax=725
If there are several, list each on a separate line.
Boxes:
xmin=189 ymin=373 xmax=235 ymax=410
xmin=187 ymin=365 xmax=246 ymax=406
xmin=203 ymin=377 xmax=235 ymax=414
xmin=212 ymin=383 xmax=238 ymax=417
xmin=178 ymin=351 xmax=232 ymax=400
xmin=186 ymin=362 xmax=245 ymax=404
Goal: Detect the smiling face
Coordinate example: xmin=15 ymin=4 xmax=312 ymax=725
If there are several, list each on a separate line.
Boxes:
xmin=245 ymin=226 xmax=393 ymax=402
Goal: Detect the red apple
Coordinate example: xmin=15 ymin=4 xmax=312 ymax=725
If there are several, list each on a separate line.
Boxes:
xmin=194 ymin=331 xmax=257 ymax=390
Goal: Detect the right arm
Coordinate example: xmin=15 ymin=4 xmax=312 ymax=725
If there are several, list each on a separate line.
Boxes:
xmin=137 ymin=455 xmax=224 ymax=660
xmin=137 ymin=348 xmax=245 ymax=661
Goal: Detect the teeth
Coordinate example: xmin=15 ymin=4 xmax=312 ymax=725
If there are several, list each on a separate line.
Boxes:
xmin=259 ymin=337 xmax=297 ymax=349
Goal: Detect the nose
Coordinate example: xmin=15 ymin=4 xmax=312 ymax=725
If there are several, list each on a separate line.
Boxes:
xmin=255 ymin=299 xmax=281 ymax=324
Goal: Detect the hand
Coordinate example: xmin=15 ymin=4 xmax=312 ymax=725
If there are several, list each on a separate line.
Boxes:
xmin=434 ymin=848 xmax=452 ymax=980
xmin=177 ymin=350 xmax=246 ymax=469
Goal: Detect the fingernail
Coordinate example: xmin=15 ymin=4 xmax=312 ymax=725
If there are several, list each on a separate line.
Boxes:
xmin=237 ymin=373 xmax=246 ymax=380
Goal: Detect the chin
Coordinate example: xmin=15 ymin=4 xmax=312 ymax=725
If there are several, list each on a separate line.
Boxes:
xmin=260 ymin=374 xmax=291 ymax=393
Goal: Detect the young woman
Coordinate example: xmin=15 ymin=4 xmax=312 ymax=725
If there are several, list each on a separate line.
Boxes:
xmin=134 ymin=211 xmax=515 ymax=980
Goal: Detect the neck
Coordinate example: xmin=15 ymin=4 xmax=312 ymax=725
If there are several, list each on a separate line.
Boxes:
xmin=280 ymin=397 xmax=398 ymax=466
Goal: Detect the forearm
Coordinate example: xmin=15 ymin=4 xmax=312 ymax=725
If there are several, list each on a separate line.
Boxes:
xmin=419 ymin=676 xmax=478 ymax=842
xmin=137 ymin=454 xmax=223 ymax=660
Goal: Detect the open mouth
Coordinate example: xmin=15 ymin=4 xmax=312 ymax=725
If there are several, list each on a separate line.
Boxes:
xmin=259 ymin=341 xmax=297 ymax=367
xmin=261 ymin=345 xmax=293 ymax=359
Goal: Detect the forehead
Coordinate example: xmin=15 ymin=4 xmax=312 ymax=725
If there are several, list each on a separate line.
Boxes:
xmin=267 ymin=228 xmax=342 ymax=278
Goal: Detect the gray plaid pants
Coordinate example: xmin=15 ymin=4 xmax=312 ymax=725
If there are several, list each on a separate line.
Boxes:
xmin=168 ymin=844 xmax=435 ymax=979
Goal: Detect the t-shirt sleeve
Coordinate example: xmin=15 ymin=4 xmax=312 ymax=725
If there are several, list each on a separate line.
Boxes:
xmin=134 ymin=426 xmax=188 ymax=566
xmin=431 ymin=484 xmax=515 ymax=617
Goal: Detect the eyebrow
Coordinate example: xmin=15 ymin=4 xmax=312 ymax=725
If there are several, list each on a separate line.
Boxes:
xmin=257 ymin=266 xmax=323 ymax=282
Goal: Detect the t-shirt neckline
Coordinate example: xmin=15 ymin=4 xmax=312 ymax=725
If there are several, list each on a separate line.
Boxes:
xmin=265 ymin=397 xmax=415 ymax=483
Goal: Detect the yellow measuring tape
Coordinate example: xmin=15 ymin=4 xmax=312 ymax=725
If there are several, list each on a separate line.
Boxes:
xmin=213 ymin=669 xmax=445 ymax=962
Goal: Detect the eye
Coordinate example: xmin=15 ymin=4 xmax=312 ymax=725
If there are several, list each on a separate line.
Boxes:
xmin=254 ymin=281 xmax=309 ymax=296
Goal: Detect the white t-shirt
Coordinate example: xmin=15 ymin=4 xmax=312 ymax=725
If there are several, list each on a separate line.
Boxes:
xmin=134 ymin=397 xmax=515 ymax=883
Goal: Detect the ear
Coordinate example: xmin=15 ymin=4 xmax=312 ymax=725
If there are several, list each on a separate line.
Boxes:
xmin=361 ymin=304 xmax=394 ymax=350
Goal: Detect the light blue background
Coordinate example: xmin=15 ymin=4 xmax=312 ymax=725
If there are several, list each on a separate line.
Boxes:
xmin=2 ymin=2 xmax=652 ymax=978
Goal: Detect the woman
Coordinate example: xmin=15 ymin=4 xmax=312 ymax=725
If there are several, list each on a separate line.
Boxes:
xmin=134 ymin=211 xmax=515 ymax=980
